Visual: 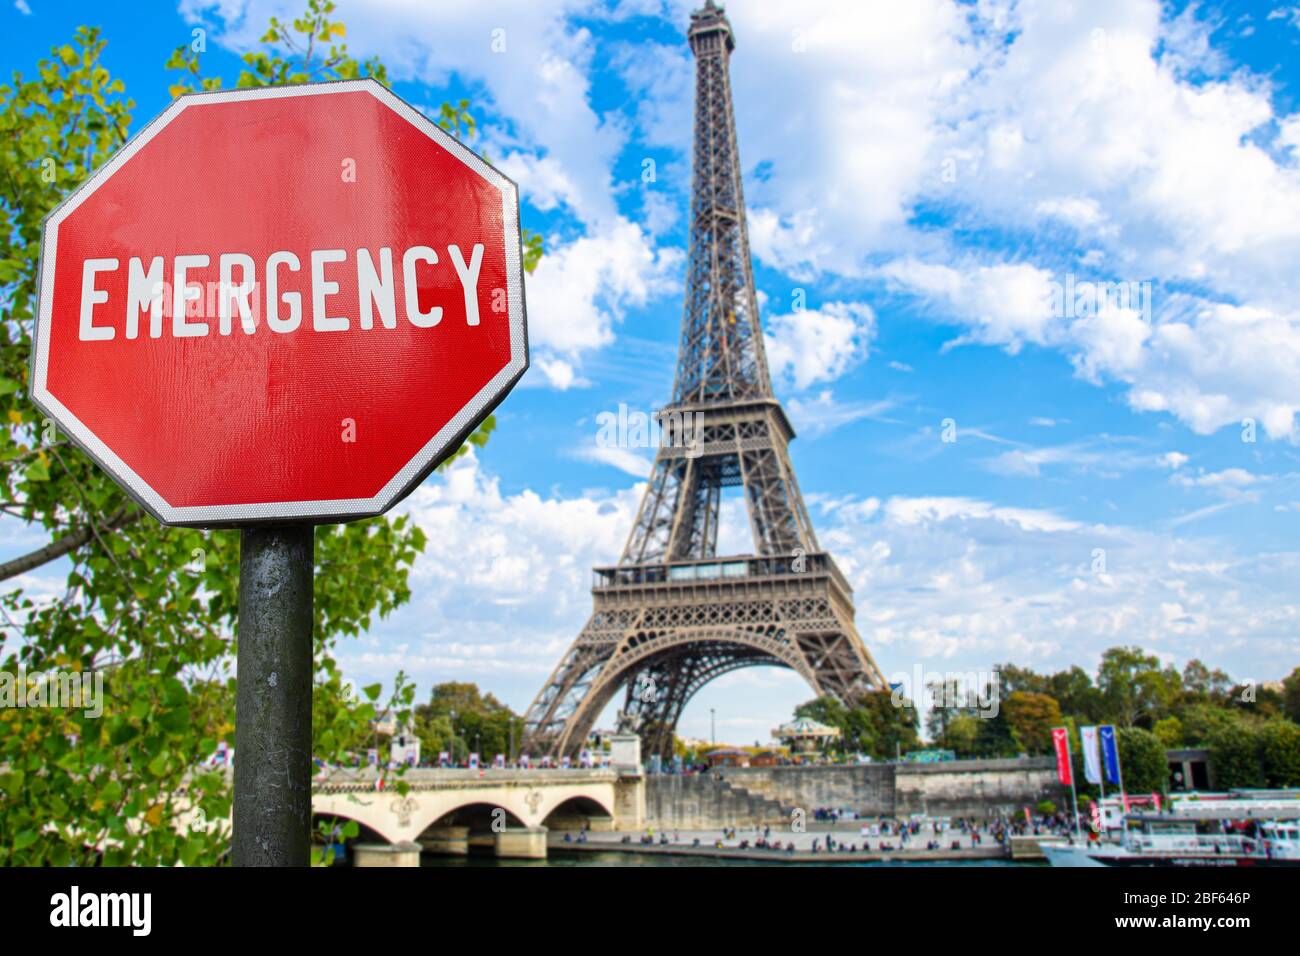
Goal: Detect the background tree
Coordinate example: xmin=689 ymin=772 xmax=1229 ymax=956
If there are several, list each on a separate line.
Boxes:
xmin=1181 ymin=659 xmax=1232 ymax=701
xmin=1097 ymin=646 xmax=1178 ymax=728
xmin=1180 ymin=702 xmax=1237 ymax=746
xmin=1259 ymin=721 xmax=1300 ymax=787
xmin=922 ymin=675 xmax=966 ymax=743
xmin=1282 ymin=667 xmax=1300 ymax=725
xmin=1002 ymin=691 xmax=1062 ymax=754
xmin=1229 ymin=681 xmax=1284 ymax=720
xmin=941 ymin=714 xmax=981 ymax=757
xmin=972 ymin=709 xmax=1018 ymax=758
xmin=1153 ymin=715 xmax=1184 ymax=749
xmin=413 ymin=681 xmax=524 ymax=761
xmin=794 ymin=691 xmax=918 ymax=760
xmin=1208 ymin=721 xmax=1265 ymax=789
xmin=995 ymin=663 xmax=1049 ymax=696
xmin=858 ymin=690 xmax=920 ymax=759
xmin=1117 ymin=727 xmax=1168 ymax=794
xmin=1046 ymin=665 xmax=1106 ymax=723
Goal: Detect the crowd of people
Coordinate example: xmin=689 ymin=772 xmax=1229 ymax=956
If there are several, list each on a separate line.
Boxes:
xmin=593 ymin=810 xmax=1075 ymax=856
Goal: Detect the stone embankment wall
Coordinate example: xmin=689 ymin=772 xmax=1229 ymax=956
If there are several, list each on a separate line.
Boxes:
xmin=643 ymin=773 xmax=794 ymax=829
xmin=645 ymin=758 xmax=1064 ymax=828
xmin=893 ymin=758 xmax=1064 ymax=817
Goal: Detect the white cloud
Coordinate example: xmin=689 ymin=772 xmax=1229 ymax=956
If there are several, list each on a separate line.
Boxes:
xmin=1177 ymin=467 xmax=1257 ymax=488
xmin=881 ymin=496 xmax=1083 ymax=533
xmin=819 ymin=492 xmax=1300 ymax=676
xmin=880 ymin=260 xmax=1058 ymax=353
xmin=1034 ymin=197 xmax=1109 ymax=231
xmin=786 ymin=390 xmax=893 ymax=437
xmin=495 ymin=152 xmax=581 ymax=214
xmin=572 ymin=443 xmax=653 ymax=478
xmin=399 ymin=448 xmax=638 ymax=597
xmin=1268 ymin=8 xmax=1300 ymax=29
xmin=722 ymin=0 xmax=977 ymax=276
xmin=1173 ymin=467 xmax=1265 ymax=500
xmin=608 ymin=38 xmax=694 ymax=154
xmin=531 ymin=356 xmax=581 ymax=390
xmin=524 ymin=220 xmax=681 ymax=383
xmin=986 ymin=439 xmax=1177 ymax=479
xmin=1281 ymin=113 xmax=1300 ymax=159
xmin=764 ymin=301 xmax=875 ymax=390
xmin=336 ymin=448 xmax=644 ymax=697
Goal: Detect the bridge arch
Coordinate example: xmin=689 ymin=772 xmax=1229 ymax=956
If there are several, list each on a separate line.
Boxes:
xmin=418 ymin=801 xmax=529 ymax=853
xmin=310 ymin=811 xmax=389 ymax=864
xmin=540 ymin=794 xmax=616 ymax=831
xmin=311 ymin=791 xmax=413 ymax=845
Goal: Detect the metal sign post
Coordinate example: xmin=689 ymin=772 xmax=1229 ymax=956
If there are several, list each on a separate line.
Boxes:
xmin=232 ymin=526 xmax=315 ymax=867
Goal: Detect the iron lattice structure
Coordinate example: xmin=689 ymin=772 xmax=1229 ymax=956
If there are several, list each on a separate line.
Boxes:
xmin=522 ymin=1 xmax=887 ymax=759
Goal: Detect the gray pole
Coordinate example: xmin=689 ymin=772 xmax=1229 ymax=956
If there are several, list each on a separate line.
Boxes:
xmin=232 ymin=525 xmax=315 ymax=867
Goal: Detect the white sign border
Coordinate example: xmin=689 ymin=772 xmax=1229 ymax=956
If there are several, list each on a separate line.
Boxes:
xmin=31 ymin=78 xmax=528 ymax=528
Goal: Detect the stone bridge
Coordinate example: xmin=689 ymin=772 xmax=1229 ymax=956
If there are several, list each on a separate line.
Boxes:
xmin=309 ymin=768 xmax=645 ymax=863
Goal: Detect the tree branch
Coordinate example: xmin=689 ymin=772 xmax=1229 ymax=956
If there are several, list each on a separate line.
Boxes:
xmin=0 ymin=504 xmax=138 ymax=583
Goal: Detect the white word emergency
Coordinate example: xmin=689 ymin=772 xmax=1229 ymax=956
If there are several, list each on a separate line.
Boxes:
xmin=76 ymin=243 xmax=486 ymax=341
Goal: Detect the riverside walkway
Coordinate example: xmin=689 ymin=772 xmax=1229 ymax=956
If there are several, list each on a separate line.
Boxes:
xmin=552 ymin=826 xmax=1013 ymax=864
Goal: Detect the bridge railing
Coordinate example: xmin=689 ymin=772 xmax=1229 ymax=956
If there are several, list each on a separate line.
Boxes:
xmin=311 ymin=766 xmax=622 ymax=792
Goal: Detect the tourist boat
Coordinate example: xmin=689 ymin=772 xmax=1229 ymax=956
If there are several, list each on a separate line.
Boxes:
xmin=1042 ymin=815 xmax=1300 ymax=867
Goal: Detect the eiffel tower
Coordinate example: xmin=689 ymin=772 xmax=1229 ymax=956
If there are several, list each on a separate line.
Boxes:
xmin=522 ymin=0 xmax=886 ymax=759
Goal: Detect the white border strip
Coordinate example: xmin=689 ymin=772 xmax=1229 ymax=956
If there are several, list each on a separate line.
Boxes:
xmin=31 ymin=78 xmax=528 ymax=527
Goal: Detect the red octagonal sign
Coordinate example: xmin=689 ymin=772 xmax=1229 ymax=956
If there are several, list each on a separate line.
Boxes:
xmin=31 ymin=79 xmax=528 ymax=527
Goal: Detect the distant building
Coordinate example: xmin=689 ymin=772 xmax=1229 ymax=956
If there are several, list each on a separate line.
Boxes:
xmin=1167 ymin=748 xmax=1213 ymax=791
xmin=704 ymin=747 xmax=752 ymax=768
xmin=372 ymin=708 xmax=419 ymax=766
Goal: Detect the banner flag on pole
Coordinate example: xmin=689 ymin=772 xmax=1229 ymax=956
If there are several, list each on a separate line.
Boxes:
xmin=1051 ymin=727 xmax=1073 ymax=786
xmin=1099 ymin=725 xmax=1121 ymax=786
xmin=1080 ymin=726 xmax=1102 ymax=785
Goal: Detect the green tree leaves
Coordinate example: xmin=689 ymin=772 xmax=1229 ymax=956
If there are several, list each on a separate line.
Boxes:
xmin=1117 ymin=727 xmax=1168 ymax=794
xmin=413 ymin=681 xmax=525 ymax=761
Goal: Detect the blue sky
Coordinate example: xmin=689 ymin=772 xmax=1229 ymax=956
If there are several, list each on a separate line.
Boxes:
xmin=5 ymin=0 xmax=1300 ymax=746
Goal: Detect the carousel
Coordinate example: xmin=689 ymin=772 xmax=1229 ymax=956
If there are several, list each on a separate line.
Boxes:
xmin=772 ymin=717 xmax=841 ymax=762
